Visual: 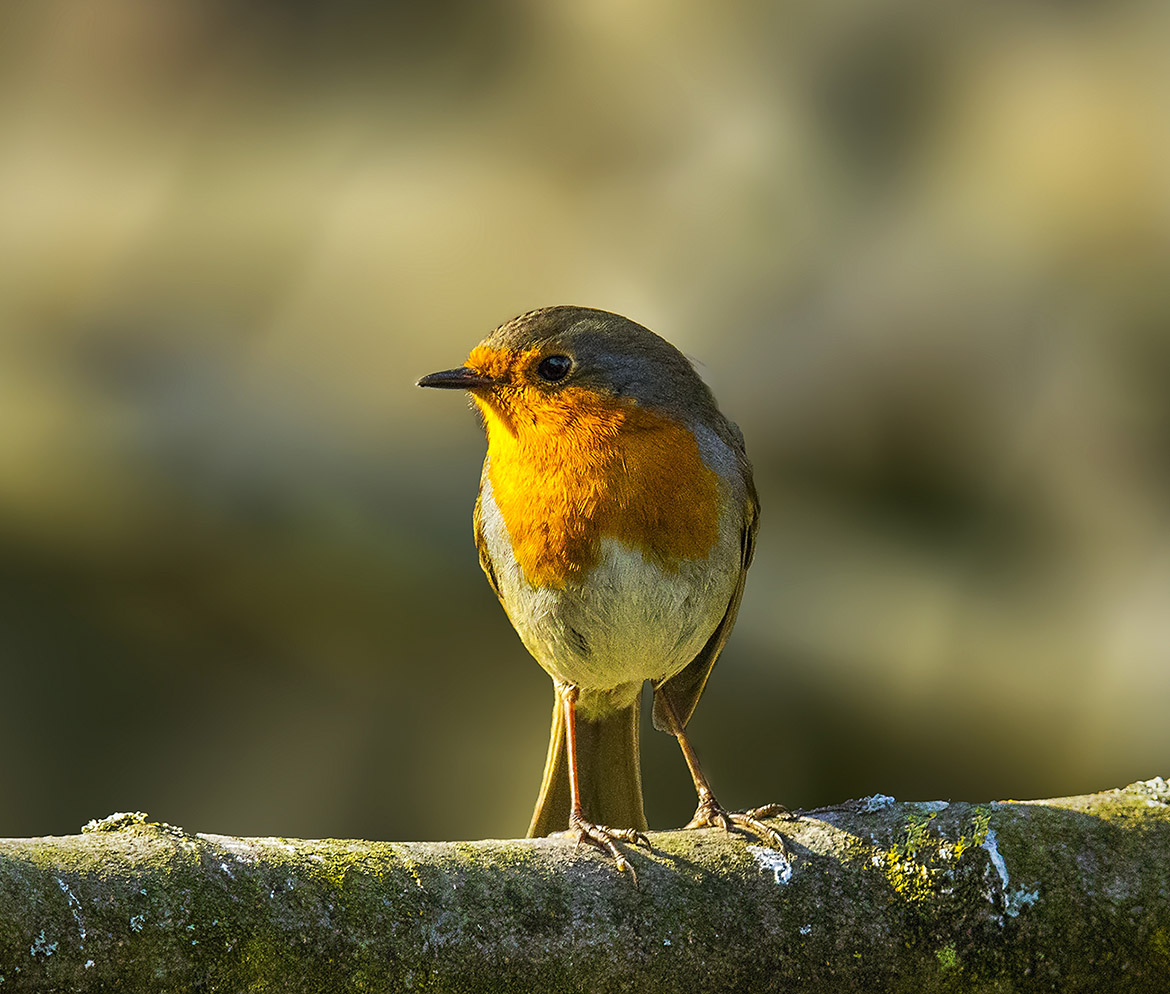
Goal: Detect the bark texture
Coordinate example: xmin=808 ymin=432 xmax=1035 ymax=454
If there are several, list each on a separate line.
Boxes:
xmin=2 ymin=780 xmax=1169 ymax=992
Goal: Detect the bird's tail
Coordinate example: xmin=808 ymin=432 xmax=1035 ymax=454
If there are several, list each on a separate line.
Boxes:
xmin=527 ymin=693 xmax=647 ymax=837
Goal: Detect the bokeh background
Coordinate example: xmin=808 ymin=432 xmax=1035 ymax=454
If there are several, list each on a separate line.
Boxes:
xmin=2 ymin=0 xmax=1168 ymax=842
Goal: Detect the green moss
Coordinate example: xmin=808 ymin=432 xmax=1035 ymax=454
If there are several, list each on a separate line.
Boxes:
xmin=1 ymin=792 xmax=1167 ymax=992
xmin=82 ymin=812 xmax=153 ymax=833
xmin=237 ymin=934 xmax=298 ymax=992
xmin=936 ymin=943 xmax=959 ymax=972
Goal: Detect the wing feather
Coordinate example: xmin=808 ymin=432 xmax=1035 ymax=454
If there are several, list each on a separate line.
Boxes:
xmin=472 ymin=462 xmax=503 ymax=602
xmin=652 ymin=468 xmax=758 ymax=731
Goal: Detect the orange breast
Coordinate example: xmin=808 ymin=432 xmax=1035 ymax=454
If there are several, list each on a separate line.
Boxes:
xmin=479 ymin=386 xmax=723 ymax=589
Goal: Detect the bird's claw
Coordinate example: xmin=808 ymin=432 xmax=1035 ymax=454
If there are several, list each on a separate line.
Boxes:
xmin=685 ymin=798 xmax=792 ymax=856
xmin=563 ymin=813 xmax=650 ymax=882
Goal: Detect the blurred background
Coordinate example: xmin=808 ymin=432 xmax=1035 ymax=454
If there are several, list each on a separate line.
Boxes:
xmin=1 ymin=0 xmax=1168 ymax=842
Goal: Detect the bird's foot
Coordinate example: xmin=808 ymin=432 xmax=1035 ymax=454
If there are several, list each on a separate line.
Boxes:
xmin=559 ymin=812 xmax=650 ymax=882
xmin=685 ymin=797 xmax=793 ymax=854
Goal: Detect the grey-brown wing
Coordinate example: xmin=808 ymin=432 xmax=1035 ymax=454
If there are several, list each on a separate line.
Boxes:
xmin=652 ymin=489 xmax=758 ymax=732
xmin=472 ymin=467 xmax=503 ymax=602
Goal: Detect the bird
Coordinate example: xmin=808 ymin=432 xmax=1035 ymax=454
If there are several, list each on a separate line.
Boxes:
xmin=418 ymin=306 xmax=785 ymax=874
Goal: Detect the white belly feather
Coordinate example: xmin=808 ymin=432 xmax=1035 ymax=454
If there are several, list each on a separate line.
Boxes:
xmin=476 ymin=471 xmax=742 ymax=716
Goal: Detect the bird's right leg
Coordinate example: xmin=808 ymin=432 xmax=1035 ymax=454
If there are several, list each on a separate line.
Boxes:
xmin=556 ymin=682 xmax=649 ymax=879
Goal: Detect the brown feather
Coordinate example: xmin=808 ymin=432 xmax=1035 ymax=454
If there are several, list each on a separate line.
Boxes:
xmin=527 ymin=695 xmax=646 ymax=836
xmin=652 ymin=486 xmax=758 ymax=731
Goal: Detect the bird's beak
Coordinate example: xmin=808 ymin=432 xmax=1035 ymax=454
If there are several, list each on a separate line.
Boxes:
xmin=416 ymin=366 xmax=495 ymax=390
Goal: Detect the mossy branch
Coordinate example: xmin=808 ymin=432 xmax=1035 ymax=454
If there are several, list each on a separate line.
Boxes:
xmin=2 ymin=781 xmax=1169 ymax=993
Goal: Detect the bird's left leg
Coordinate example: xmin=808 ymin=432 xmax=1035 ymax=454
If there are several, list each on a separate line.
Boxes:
xmin=656 ymin=692 xmax=790 ymax=852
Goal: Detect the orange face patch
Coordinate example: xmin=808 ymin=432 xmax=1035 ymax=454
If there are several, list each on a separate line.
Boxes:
xmin=466 ymin=345 xmax=722 ymax=588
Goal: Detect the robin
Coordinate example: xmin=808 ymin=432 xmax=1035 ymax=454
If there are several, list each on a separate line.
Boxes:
xmin=418 ymin=306 xmax=785 ymax=874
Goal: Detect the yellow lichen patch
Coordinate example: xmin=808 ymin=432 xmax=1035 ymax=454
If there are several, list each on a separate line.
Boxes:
xmin=466 ymin=345 xmax=722 ymax=588
xmin=1152 ymin=926 xmax=1170 ymax=964
xmin=953 ymin=808 xmax=991 ymax=861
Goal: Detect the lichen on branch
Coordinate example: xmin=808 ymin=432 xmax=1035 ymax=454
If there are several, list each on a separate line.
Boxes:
xmin=1 ymin=781 xmax=1168 ymax=993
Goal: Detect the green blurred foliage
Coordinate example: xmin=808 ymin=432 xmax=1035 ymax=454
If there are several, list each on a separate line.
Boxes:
xmin=1 ymin=0 xmax=1168 ymax=840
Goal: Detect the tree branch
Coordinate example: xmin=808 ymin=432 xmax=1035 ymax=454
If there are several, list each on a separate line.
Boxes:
xmin=2 ymin=781 xmax=1169 ymax=992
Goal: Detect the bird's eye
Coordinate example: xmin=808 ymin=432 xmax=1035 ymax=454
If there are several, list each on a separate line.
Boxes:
xmin=536 ymin=354 xmax=572 ymax=382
